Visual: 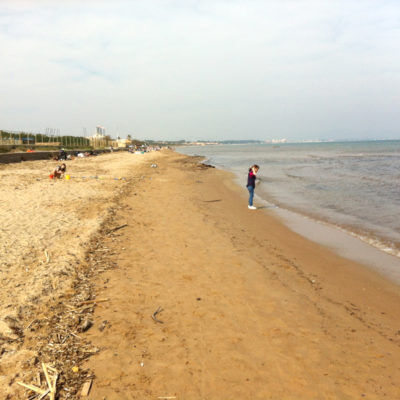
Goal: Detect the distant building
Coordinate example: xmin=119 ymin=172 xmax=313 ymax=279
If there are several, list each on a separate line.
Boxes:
xmin=264 ymin=138 xmax=287 ymax=144
xmin=96 ymin=126 xmax=106 ymax=136
xmin=116 ymin=138 xmax=132 ymax=148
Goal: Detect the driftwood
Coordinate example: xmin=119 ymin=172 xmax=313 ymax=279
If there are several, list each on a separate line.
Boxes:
xmin=17 ymin=382 xmax=46 ymax=395
xmin=80 ymin=379 xmax=93 ymax=397
xmin=38 ymin=389 xmax=51 ymax=400
xmin=107 ymin=224 xmax=128 ymax=234
xmin=24 ymin=319 xmax=36 ymax=331
xmin=78 ymin=298 xmax=109 ymax=306
xmin=44 ymin=249 xmax=50 ymax=263
xmin=17 ymin=363 xmax=58 ymax=399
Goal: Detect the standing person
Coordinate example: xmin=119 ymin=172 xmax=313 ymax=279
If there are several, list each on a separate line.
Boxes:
xmin=247 ymin=164 xmax=259 ymax=210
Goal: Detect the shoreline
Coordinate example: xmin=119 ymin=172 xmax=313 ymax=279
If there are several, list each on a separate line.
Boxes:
xmin=3 ymin=150 xmax=400 ymax=399
xmin=179 ymin=147 xmax=400 ymax=285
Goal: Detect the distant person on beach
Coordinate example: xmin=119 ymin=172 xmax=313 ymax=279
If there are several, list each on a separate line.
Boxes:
xmin=53 ymin=163 xmax=67 ymax=179
xmin=59 ymin=148 xmax=67 ymax=160
xmin=247 ymin=164 xmax=259 ymax=210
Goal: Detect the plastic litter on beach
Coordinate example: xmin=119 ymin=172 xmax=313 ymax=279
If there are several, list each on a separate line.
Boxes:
xmin=150 ymin=164 xmax=158 ymax=168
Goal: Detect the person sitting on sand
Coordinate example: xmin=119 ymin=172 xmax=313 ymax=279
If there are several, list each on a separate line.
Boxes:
xmin=246 ymin=164 xmax=259 ymax=210
xmin=53 ymin=163 xmax=67 ymax=179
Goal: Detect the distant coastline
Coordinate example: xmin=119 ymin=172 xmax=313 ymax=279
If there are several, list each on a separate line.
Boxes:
xmin=177 ymin=138 xmax=400 ymax=147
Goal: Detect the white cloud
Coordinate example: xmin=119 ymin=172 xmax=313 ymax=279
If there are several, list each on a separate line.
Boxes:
xmin=1 ymin=0 xmax=400 ymax=139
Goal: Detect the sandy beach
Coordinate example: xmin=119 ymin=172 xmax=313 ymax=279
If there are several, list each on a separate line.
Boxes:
xmin=2 ymin=150 xmax=400 ymax=399
xmin=0 ymin=151 xmax=161 ymax=398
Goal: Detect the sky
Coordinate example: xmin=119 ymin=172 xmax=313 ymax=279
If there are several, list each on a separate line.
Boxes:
xmin=1 ymin=0 xmax=400 ymax=141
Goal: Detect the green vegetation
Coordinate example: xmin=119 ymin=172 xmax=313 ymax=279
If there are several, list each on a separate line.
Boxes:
xmin=0 ymin=130 xmax=91 ymax=152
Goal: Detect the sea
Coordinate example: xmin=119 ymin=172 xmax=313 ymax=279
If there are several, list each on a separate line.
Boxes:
xmin=178 ymin=141 xmax=400 ymax=283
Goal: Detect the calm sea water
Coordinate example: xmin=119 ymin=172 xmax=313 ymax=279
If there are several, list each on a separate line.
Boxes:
xmin=179 ymin=141 xmax=400 ymax=259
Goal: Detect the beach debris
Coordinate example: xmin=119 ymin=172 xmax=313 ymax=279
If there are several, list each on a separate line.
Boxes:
xmin=17 ymin=363 xmax=58 ymax=399
xmin=198 ymin=163 xmax=215 ymax=169
xmin=80 ymin=379 xmax=93 ymax=397
xmin=78 ymin=298 xmax=109 ymax=306
xmin=3 ymin=315 xmax=23 ymax=338
xmin=157 ymin=397 xmax=176 ymax=399
xmin=79 ymin=319 xmax=93 ymax=332
xmin=72 ymin=366 xmax=79 ymax=373
xmin=24 ymin=319 xmax=36 ymax=331
xmin=44 ymin=249 xmax=50 ymax=263
xmin=98 ymin=320 xmax=109 ymax=332
xmin=107 ymin=224 xmax=128 ymax=234
xmin=152 ymin=306 xmax=164 ymax=324
xmin=38 ymin=389 xmax=51 ymax=399
xmin=150 ymin=164 xmax=157 ymax=168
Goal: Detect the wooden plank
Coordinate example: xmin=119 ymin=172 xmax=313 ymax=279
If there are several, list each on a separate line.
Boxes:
xmin=80 ymin=379 xmax=92 ymax=397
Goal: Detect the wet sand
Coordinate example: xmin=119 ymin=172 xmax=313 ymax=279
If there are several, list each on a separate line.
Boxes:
xmin=3 ymin=150 xmax=400 ymax=399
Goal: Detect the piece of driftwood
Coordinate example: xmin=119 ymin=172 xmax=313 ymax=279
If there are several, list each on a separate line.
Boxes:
xmin=51 ymin=373 xmax=58 ymax=400
xmin=80 ymin=379 xmax=92 ymax=397
xmin=44 ymin=250 xmax=50 ymax=263
xmin=17 ymin=381 xmax=45 ymax=394
xmin=107 ymin=224 xmax=128 ymax=234
xmin=24 ymin=319 xmax=36 ymax=330
xmin=78 ymin=298 xmax=109 ymax=306
xmin=152 ymin=306 xmax=164 ymax=324
xmin=38 ymin=389 xmax=51 ymax=400
xmin=42 ymin=363 xmax=52 ymax=392
xmin=70 ymin=331 xmax=82 ymax=339
xmin=17 ymin=363 xmax=58 ymax=398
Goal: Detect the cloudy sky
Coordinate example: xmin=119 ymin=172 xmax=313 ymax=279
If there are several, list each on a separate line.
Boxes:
xmin=1 ymin=0 xmax=399 ymax=141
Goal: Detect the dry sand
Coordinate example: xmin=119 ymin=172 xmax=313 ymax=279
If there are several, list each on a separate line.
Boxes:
xmin=2 ymin=150 xmax=400 ymax=399
xmin=0 ymin=151 xmax=162 ymax=398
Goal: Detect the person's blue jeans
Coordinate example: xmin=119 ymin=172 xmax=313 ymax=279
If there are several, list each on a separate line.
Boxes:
xmin=247 ymin=185 xmax=254 ymax=206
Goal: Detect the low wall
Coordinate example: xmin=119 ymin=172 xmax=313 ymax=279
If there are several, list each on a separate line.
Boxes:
xmin=0 ymin=149 xmax=116 ymax=165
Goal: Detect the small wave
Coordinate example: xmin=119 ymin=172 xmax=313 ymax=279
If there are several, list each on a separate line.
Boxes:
xmin=255 ymin=189 xmax=400 ymax=260
xmin=337 ymin=227 xmax=400 ymax=258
